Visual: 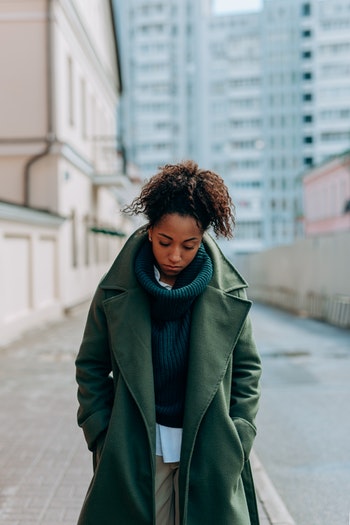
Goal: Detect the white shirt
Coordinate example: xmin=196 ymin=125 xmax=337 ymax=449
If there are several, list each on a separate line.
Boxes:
xmin=153 ymin=266 xmax=183 ymax=463
xmin=156 ymin=424 xmax=182 ymax=463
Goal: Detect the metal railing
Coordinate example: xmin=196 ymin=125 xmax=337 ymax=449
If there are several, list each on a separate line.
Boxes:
xmin=249 ymin=286 xmax=350 ymax=329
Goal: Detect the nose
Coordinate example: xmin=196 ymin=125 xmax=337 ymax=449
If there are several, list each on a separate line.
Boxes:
xmin=168 ymin=247 xmax=181 ymax=263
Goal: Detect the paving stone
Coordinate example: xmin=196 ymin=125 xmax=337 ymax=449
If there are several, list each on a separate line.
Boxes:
xmin=0 ymin=306 xmax=272 ymax=524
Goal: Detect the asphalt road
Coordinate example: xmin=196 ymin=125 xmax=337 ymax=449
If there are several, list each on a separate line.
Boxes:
xmin=251 ymin=302 xmax=350 ymax=525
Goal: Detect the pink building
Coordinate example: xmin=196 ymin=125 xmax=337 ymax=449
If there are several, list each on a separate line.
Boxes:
xmin=303 ymin=150 xmax=350 ymax=236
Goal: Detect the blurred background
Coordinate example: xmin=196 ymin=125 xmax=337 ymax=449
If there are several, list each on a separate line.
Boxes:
xmin=1 ymin=0 xmax=349 ymax=344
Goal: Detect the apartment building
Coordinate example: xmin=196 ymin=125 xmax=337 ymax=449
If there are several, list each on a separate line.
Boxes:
xmin=0 ymin=0 xmax=128 ymax=343
xmin=261 ymin=0 xmax=350 ymax=245
xmin=313 ymin=0 xmax=350 ymax=163
xmin=116 ymin=0 xmax=263 ymax=254
xmin=206 ymin=12 xmax=263 ymax=254
xmin=116 ymin=0 xmax=212 ymax=178
xmin=116 ymin=0 xmax=350 ymax=252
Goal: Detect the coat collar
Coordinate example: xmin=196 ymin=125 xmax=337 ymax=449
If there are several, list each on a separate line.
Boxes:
xmin=99 ymin=227 xmax=251 ymax=455
xmin=99 ymin=226 xmax=249 ymax=294
xmin=102 ymin=286 xmax=155 ymax=447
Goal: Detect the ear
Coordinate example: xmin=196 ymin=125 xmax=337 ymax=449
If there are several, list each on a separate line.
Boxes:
xmin=148 ymin=227 xmax=153 ymax=242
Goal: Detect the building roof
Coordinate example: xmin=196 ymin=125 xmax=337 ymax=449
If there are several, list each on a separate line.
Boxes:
xmin=302 ymin=148 xmax=350 ymax=180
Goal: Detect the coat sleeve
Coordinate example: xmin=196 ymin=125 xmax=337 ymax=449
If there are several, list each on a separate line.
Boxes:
xmin=230 ymin=291 xmax=262 ymax=461
xmin=75 ymin=286 xmax=114 ymax=451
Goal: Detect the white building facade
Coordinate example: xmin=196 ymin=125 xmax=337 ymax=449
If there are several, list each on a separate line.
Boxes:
xmin=261 ymin=0 xmax=350 ymax=246
xmin=206 ymin=12 xmax=264 ymax=255
xmin=0 ymin=0 xmax=130 ymax=344
xmin=116 ymin=0 xmax=213 ymax=178
xmin=116 ymin=0 xmax=263 ymax=255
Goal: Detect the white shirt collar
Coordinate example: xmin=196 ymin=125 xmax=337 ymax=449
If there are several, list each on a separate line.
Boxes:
xmin=153 ymin=266 xmax=173 ymax=290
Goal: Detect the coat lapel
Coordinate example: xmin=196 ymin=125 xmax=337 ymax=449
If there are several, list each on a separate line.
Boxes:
xmin=181 ymin=286 xmax=251 ymax=463
xmin=102 ymin=288 xmax=156 ymax=447
xmin=99 ymin=229 xmax=252 ymax=463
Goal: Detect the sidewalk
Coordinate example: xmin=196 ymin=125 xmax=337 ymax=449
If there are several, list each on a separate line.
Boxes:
xmin=0 ymin=305 xmax=290 ymax=525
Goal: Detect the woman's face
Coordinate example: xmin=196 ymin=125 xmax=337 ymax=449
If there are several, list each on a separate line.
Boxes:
xmin=149 ymin=213 xmax=203 ymax=286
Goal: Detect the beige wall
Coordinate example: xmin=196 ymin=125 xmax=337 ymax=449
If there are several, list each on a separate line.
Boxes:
xmin=239 ymin=231 xmax=350 ymax=328
xmin=0 ymin=1 xmax=47 ymax=139
xmin=0 ymin=1 xmax=130 ymax=345
xmin=0 ymin=202 xmax=127 ymax=346
xmin=0 ymin=206 xmax=62 ymax=346
xmin=0 ymin=0 xmax=120 ymax=207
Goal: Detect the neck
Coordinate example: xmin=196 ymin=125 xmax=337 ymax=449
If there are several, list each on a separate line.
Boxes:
xmin=159 ymin=271 xmax=177 ymax=287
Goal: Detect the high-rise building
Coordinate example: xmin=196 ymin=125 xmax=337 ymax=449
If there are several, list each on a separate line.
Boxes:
xmin=116 ymin=1 xmax=204 ymax=177
xmin=206 ymin=12 xmax=264 ymax=254
xmin=260 ymin=0 xmax=305 ymax=246
xmin=115 ymin=0 xmax=263 ymax=254
xmin=116 ymin=0 xmax=350 ymax=252
xmin=261 ymin=0 xmax=350 ymax=246
xmin=312 ymin=0 xmax=350 ymax=163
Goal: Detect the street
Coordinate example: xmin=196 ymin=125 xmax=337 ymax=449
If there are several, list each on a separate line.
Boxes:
xmin=0 ymin=306 xmax=91 ymax=525
xmin=0 ymin=303 xmax=272 ymax=525
xmin=0 ymin=300 xmax=349 ymax=524
xmin=251 ymin=303 xmax=350 ymax=525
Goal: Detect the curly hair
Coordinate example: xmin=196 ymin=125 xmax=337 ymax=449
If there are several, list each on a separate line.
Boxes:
xmin=123 ymin=160 xmax=235 ymax=238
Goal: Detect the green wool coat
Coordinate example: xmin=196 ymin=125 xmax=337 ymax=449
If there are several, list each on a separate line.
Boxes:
xmin=75 ymin=228 xmax=262 ymax=525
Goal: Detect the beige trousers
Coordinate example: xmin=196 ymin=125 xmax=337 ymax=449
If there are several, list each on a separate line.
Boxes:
xmin=155 ymin=455 xmax=180 ymax=525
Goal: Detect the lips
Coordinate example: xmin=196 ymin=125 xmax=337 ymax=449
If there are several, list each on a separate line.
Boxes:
xmin=164 ymin=265 xmax=181 ymax=272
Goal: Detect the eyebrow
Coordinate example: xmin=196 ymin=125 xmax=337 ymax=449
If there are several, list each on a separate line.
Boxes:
xmin=158 ymin=233 xmax=199 ymax=242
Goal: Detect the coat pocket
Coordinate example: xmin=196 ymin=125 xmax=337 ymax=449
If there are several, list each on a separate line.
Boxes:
xmin=93 ymin=430 xmax=107 ymax=472
xmin=231 ymin=417 xmax=257 ymax=461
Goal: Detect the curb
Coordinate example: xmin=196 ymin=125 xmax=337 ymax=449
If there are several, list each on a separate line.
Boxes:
xmin=251 ymin=450 xmax=296 ymax=525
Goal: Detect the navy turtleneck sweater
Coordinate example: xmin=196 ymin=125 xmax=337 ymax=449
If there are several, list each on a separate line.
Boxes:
xmin=135 ymin=241 xmax=213 ymax=427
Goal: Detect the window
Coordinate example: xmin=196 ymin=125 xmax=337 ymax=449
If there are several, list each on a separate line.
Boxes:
xmin=303 ymin=93 xmax=313 ymax=102
xmin=320 ymin=108 xmax=350 ymax=120
xmin=67 ymin=56 xmax=74 ymax=126
xmin=302 ymin=71 xmax=312 ymax=80
xmin=302 ymin=50 xmax=312 ymax=59
xmin=303 ymin=136 xmax=313 ymax=144
xmin=303 ymin=114 xmax=313 ymax=123
xmin=321 ymin=131 xmax=350 ymax=142
xmin=71 ymin=209 xmax=78 ymax=267
xmin=81 ymin=78 xmax=87 ymax=139
xmin=303 ymin=157 xmax=313 ymax=166
xmin=84 ymin=214 xmax=90 ymax=266
xmin=302 ymin=29 xmax=312 ymax=37
xmin=231 ymin=139 xmax=257 ymax=150
xmin=235 ymin=221 xmax=262 ymax=240
xmin=322 ymin=19 xmax=350 ymax=30
xmin=302 ymin=3 xmax=311 ymax=16
xmin=229 ymin=77 xmax=260 ymax=88
xmin=233 ymin=179 xmax=261 ymax=188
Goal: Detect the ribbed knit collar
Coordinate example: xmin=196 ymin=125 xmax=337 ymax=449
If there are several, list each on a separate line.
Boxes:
xmin=135 ymin=240 xmax=213 ymax=321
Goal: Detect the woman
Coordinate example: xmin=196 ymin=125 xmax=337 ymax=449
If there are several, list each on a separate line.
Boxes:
xmin=75 ymin=160 xmax=262 ymax=525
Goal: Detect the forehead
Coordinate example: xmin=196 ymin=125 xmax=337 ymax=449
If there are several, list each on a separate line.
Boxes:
xmin=153 ymin=213 xmax=202 ymax=238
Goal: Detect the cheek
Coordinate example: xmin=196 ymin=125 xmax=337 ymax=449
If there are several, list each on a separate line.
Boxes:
xmin=185 ymin=249 xmax=199 ymax=264
xmin=151 ymin=245 xmax=163 ymax=263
